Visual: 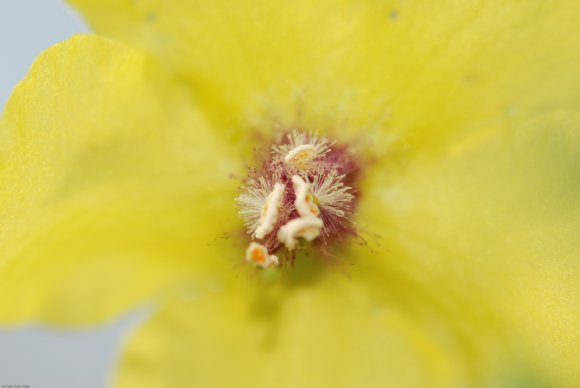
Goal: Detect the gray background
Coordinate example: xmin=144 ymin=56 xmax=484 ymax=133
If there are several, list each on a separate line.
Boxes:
xmin=0 ymin=2 xmax=142 ymax=387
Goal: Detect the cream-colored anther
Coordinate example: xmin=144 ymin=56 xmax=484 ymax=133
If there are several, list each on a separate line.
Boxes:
xmin=284 ymin=144 xmax=317 ymax=169
xmin=292 ymin=175 xmax=320 ymax=218
xmin=245 ymin=242 xmax=279 ymax=268
xmin=277 ymin=217 xmax=323 ymax=250
xmin=255 ymin=183 xmax=284 ymax=239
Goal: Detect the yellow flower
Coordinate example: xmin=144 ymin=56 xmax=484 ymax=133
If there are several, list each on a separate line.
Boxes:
xmin=1 ymin=1 xmax=579 ymax=387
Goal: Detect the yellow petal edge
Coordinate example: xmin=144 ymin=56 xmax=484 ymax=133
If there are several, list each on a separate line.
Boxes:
xmin=0 ymin=34 xmax=241 ymax=325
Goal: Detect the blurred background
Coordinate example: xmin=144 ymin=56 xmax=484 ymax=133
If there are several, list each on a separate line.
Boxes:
xmin=0 ymin=2 xmax=139 ymax=387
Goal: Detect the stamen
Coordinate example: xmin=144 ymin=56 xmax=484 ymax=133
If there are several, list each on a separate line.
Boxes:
xmin=292 ymin=175 xmax=320 ymax=218
xmin=255 ymin=183 xmax=284 ymax=239
xmin=311 ymin=170 xmax=354 ymax=219
xmin=272 ymin=130 xmax=332 ymax=170
xmin=246 ymin=242 xmax=279 ymax=268
xmin=277 ymin=217 xmax=323 ymax=250
xmin=236 ymin=179 xmax=284 ymax=239
xmin=285 ymin=144 xmax=318 ymax=169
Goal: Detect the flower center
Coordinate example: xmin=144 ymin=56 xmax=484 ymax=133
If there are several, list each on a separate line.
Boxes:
xmin=236 ymin=130 xmax=360 ymax=268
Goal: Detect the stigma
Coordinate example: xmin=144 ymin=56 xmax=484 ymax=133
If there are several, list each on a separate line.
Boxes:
xmin=237 ymin=130 xmax=360 ymax=267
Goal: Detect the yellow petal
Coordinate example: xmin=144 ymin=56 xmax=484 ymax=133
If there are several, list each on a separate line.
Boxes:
xmin=116 ymin=112 xmax=578 ymax=387
xmin=68 ymin=1 xmax=580 ymax=153
xmin=116 ymin=257 xmax=507 ymax=388
xmin=361 ymin=111 xmax=580 ymax=386
xmin=117 ymin=110 xmax=580 ymax=386
xmin=0 ymin=35 xmax=241 ymax=325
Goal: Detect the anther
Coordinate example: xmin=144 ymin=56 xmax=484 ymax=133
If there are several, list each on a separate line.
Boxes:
xmin=272 ymin=130 xmax=332 ymax=171
xmin=255 ymin=182 xmax=284 ymax=239
xmin=277 ymin=217 xmax=323 ymax=250
xmin=285 ymin=144 xmax=318 ymax=169
xmin=292 ymin=175 xmax=320 ymax=218
xmin=246 ymin=242 xmax=280 ymax=268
